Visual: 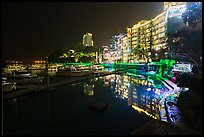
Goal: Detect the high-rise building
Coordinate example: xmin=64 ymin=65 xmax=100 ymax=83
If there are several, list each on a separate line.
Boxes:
xmin=106 ymin=2 xmax=192 ymax=63
xmin=121 ymin=34 xmax=131 ymax=62
xmin=110 ymin=33 xmax=125 ymax=62
xmin=127 ymin=12 xmax=168 ymax=62
xmin=83 ymin=33 xmax=94 ymax=47
xmin=102 ymin=46 xmax=109 ymax=62
xmin=126 ymin=2 xmax=187 ymax=63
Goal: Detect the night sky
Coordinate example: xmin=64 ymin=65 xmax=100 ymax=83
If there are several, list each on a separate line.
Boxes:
xmin=3 ymin=2 xmax=164 ymax=61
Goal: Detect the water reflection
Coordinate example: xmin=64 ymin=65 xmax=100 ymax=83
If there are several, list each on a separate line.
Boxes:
xmin=47 ymin=94 xmax=53 ymax=125
xmin=83 ymin=74 xmax=166 ymax=120
xmin=4 ymin=73 xmax=167 ymax=134
xmin=31 ymin=70 xmax=56 ymax=77
xmin=12 ymin=98 xmax=18 ymax=115
xmin=83 ymin=79 xmax=95 ymax=96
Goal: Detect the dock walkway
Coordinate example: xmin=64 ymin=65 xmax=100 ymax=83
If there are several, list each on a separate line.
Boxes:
xmin=3 ymin=71 xmax=115 ymax=100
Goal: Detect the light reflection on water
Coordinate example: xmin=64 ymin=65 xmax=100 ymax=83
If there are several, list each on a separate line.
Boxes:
xmin=3 ymin=73 xmax=167 ymax=135
xmin=84 ymin=74 xmax=166 ymax=120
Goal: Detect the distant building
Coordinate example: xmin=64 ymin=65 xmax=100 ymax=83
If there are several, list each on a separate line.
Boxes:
xmin=34 ymin=60 xmax=46 ymax=65
xmin=83 ymin=33 xmax=94 ymax=47
xmin=110 ymin=33 xmax=126 ymax=62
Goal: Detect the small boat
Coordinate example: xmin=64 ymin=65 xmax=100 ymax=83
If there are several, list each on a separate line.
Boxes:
xmin=88 ymin=102 xmax=109 ymax=112
xmin=158 ymin=100 xmax=168 ymax=122
xmin=165 ymin=99 xmax=182 ymax=125
xmin=56 ymin=67 xmax=92 ymax=77
xmin=91 ymin=65 xmax=104 ymax=71
xmin=69 ymin=70 xmax=92 ymax=77
xmin=2 ymin=77 xmax=7 ymax=81
xmin=6 ymin=70 xmax=44 ymax=85
xmin=9 ymin=77 xmax=44 ymax=85
xmin=2 ymin=77 xmax=16 ymax=92
xmin=91 ymin=65 xmax=106 ymax=75
xmin=7 ymin=70 xmax=37 ymax=79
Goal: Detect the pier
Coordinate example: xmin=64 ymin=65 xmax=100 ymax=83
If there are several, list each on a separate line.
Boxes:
xmin=3 ymin=71 xmax=117 ymax=100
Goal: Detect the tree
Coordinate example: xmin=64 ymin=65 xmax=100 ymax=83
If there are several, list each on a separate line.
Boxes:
xmin=132 ymin=44 xmax=148 ymax=63
xmin=84 ymin=46 xmax=96 ymax=57
xmin=167 ymin=29 xmax=200 ymax=66
xmin=182 ymin=2 xmax=202 ymax=27
xmin=166 ymin=30 xmax=186 ymax=59
xmin=74 ymin=52 xmax=82 ymax=62
xmin=67 ymin=50 xmax=73 ymax=58
xmin=131 ymin=27 xmax=150 ymax=63
xmin=73 ymin=42 xmax=85 ymax=52
xmin=48 ymin=48 xmax=65 ymax=63
xmin=148 ymin=21 xmax=155 ymax=61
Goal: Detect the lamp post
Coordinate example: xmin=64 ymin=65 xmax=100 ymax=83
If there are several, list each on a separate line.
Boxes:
xmin=45 ymin=57 xmax=49 ymax=89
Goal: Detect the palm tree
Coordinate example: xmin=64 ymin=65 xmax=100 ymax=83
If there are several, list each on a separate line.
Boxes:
xmin=132 ymin=44 xmax=148 ymax=63
xmin=67 ymin=51 xmax=73 ymax=58
xmin=74 ymin=52 xmax=82 ymax=62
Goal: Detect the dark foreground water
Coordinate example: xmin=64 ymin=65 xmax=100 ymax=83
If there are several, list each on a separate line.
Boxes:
xmin=3 ymin=74 xmax=166 ymax=135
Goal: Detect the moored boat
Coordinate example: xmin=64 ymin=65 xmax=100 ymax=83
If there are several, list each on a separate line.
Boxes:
xmin=56 ymin=67 xmax=93 ymax=77
xmin=2 ymin=77 xmax=16 ymax=92
xmin=165 ymin=99 xmax=182 ymax=125
xmin=5 ymin=70 xmax=44 ymax=85
xmin=6 ymin=70 xmax=37 ymax=79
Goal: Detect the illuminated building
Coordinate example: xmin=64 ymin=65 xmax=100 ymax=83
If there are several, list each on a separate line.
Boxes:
xmin=83 ymin=32 xmax=94 ymax=47
xmin=106 ymin=2 xmax=188 ymax=63
xmin=102 ymin=46 xmax=110 ymax=63
xmin=34 ymin=60 xmax=46 ymax=64
xmin=110 ymin=33 xmax=126 ymax=62
xmin=121 ymin=34 xmax=131 ymax=63
xmin=127 ymin=12 xmax=168 ymax=63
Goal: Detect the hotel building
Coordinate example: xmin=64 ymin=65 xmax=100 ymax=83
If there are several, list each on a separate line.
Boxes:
xmin=108 ymin=2 xmax=187 ymax=63
xmin=127 ymin=11 xmax=168 ymax=63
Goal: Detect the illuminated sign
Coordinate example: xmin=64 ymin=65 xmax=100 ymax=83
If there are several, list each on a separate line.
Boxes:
xmin=168 ymin=5 xmax=186 ymax=18
xmin=172 ymin=63 xmax=193 ymax=73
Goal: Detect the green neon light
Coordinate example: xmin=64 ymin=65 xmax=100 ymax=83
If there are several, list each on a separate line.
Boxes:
xmin=126 ymin=72 xmax=144 ymax=78
xmin=147 ymin=62 xmax=162 ymax=66
xmin=152 ymin=83 xmax=162 ymax=88
xmin=103 ymin=62 xmax=145 ymax=66
xmin=160 ymin=59 xmax=176 ymax=67
xmin=64 ymin=62 xmax=92 ymax=66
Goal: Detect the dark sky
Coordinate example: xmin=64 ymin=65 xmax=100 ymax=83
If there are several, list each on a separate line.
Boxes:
xmin=3 ymin=2 xmax=164 ymax=61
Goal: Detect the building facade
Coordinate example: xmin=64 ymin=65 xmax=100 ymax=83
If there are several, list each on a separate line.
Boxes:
xmin=127 ymin=11 xmax=168 ymax=63
xmin=83 ymin=32 xmax=94 ymax=47
xmin=109 ymin=33 xmax=125 ymax=63
xmin=107 ymin=2 xmax=188 ymax=63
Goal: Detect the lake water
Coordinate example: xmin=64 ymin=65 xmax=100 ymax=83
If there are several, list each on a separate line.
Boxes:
xmin=3 ymin=73 xmax=167 ymax=135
